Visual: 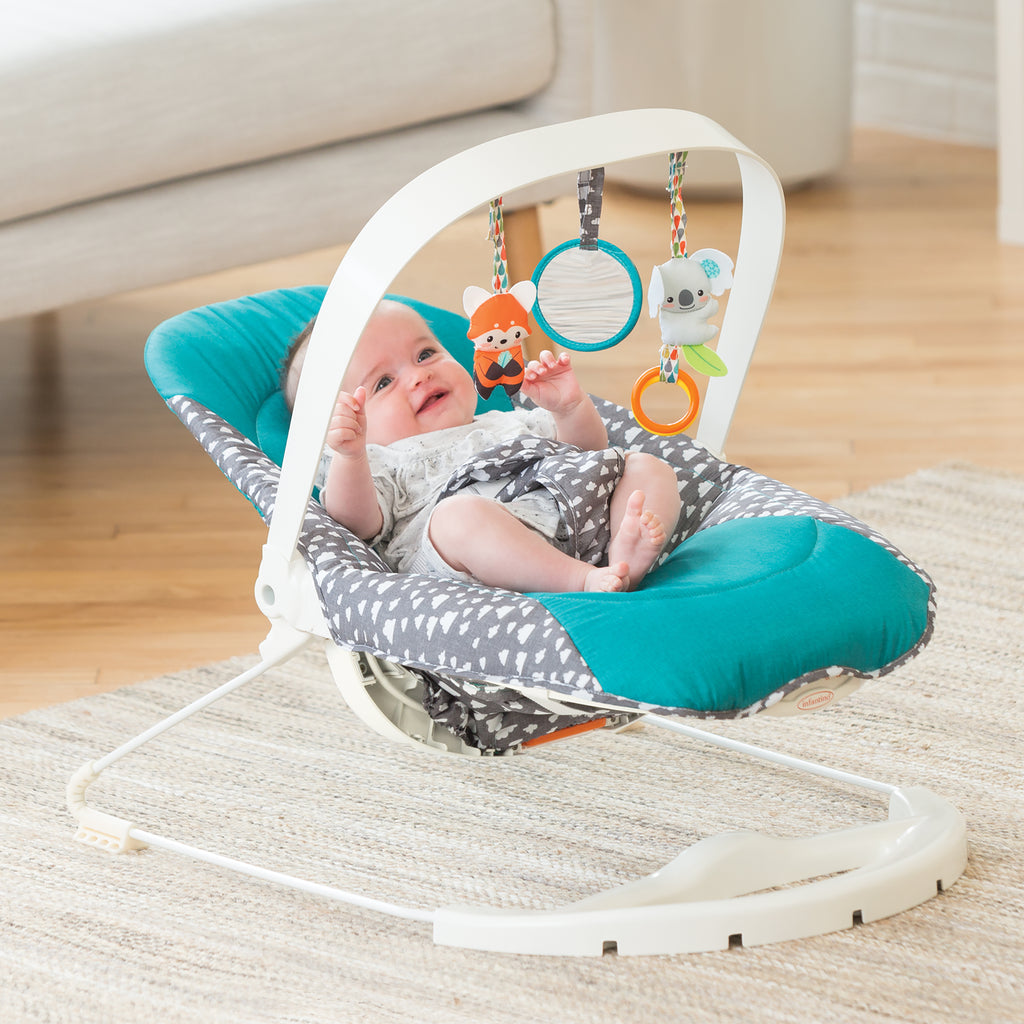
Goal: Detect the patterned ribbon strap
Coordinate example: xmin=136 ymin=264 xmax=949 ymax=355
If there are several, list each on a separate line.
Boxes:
xmin=577 ymin=167 xmax=605 ymax=251
xmin=489 ymin=197 xmax=509 ymax=293
xmin=669 ymin=151 xmax=688 ymax=259
xmin=659 ymin=344 xmax=681 ymax=384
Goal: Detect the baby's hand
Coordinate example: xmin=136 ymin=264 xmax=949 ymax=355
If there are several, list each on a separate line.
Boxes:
xmin=327 ymin=386 xmax=368 ymax=457
xmin=521 ymin=350 xmax=585 ymax=414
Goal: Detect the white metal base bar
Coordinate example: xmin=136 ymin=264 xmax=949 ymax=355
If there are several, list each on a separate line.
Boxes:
xmin=133 ymin=829 xmax=435 ymax=924
xmin=68 ymin=669 xmax=967 ymax=957
xmin=67 ymin=625 xmax=311 ymax=852
xmin=647 ymin=717 xmax=899 ymax=795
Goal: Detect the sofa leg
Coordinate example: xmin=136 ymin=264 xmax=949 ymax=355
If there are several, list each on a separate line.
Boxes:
xmin=29 ymin=310 xmax=61 ymax=422
xmin=31 ymin=311 xmax=59 ymax=353
xmin=502 ymin=204 xmax=550 ymax=361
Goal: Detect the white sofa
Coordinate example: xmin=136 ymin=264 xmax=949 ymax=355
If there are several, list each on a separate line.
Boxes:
xmin=3 ymin=0 xmax=853 ymax=322
xmin=2 ymin=0 xmax=597 ymax=321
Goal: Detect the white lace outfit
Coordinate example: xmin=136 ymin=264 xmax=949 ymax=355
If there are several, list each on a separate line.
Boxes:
xmin=321 ymin=407 xmax=564 ymax=580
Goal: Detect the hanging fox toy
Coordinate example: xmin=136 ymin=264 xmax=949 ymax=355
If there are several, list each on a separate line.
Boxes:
xmin=463 ymin=280 xmax=536 ymax=399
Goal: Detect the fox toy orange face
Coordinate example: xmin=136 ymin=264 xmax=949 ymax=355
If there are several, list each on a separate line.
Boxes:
xmin=463 ymin=280 xmax=536 ymax=400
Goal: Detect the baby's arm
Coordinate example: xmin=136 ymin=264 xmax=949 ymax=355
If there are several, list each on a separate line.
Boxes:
xmin=521 ymin=350 xmax=608 ymax=450
xmin=322 ymin=386 xmax=385 ymax=540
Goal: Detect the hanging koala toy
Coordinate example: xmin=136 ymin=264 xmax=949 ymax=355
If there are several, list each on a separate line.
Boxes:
xmin=647 ymin=249 xmax=734 ymax=376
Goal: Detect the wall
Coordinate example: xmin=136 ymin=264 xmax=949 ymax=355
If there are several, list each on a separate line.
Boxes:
xmin=854 ymin=0 xmax=998 ymax=145
xmin=996 ymin=0 xmax=1024 ymax=242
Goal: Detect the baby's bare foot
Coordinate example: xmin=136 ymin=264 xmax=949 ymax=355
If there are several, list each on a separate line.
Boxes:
xmin=583 ymin=561 xmax=630 ymax=593
xmin=608 ymin=490 xmax=667 ymax=589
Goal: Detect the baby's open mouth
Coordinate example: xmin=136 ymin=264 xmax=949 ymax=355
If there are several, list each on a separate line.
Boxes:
xmin=419 ymin=390 xmax=447 ymax=413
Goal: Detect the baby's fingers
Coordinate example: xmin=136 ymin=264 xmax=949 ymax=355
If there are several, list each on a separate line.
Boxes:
xmin=328 ymin=388 xmax=368 ymax=448
xmin=333 ymin=387 xmax=366 ymax=420
xmin=527 ymin=350 xmax=570 ymax=376
xmin=336 ymin=385 xmax=365 ymax=409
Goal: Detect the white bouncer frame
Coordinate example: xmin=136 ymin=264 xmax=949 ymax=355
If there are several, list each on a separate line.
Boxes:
xmin=68 ymin=110 xmax=967 ymax=956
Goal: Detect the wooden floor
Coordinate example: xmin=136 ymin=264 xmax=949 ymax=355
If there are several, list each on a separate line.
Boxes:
xmin=3 ymin=130 xmax=1023 ymax=718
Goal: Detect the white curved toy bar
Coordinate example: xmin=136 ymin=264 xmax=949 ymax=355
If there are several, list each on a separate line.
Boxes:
xmin=68 ymin=110 xmax=966 ymax=956
xmin=260 ymin=108 xmax=784 ymax=607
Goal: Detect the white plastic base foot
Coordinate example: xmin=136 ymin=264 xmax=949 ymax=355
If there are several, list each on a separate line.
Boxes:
xmin=432 ymin=787 xmax=967 ymax=956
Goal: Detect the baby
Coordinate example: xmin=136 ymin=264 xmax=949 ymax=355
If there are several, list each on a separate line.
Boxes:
xmin=287 ymin=300 xmax=681 ymax=594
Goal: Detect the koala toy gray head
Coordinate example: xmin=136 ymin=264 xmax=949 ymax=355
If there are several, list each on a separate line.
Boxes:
xmin=647 ymin=249 xmax=734 ymax=319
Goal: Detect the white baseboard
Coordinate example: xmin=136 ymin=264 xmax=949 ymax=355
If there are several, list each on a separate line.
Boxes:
xmin=997 ymin=0 xmax=1024 ymax=246
xmin=999 ymin=204 xmax=1024 ymax=245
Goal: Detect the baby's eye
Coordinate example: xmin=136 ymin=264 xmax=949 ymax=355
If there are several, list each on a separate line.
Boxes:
xmin=373 ymin=375 xmax=393 ymax=393
xmin=417 ymin=347 xmax=437 ymax=362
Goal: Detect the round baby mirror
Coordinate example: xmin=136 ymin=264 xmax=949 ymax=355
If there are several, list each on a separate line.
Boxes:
xmin=531 ymin=168 xmax=642 ymax=352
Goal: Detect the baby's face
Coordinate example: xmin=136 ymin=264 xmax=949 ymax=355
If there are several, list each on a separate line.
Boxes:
xmin=343 ymin=303 xmax=478 ymax=446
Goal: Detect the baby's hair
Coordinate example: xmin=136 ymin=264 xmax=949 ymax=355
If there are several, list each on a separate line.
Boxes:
xmin=281 ymin=315 xmax=317 ymax=410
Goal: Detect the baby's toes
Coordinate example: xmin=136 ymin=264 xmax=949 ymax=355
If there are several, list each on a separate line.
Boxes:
xmin=642 ymin=511 xmax=667 ymax=545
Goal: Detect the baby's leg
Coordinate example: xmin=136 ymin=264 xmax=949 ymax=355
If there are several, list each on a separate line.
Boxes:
xmin=428 ymin=495 xmax=629 ymax=593
xmin=607 ymin=453 xmax=682 ymax=587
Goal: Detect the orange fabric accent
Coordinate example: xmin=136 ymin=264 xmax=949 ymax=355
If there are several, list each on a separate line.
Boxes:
xmin=522 ymin=717 xmax=608 ymax=748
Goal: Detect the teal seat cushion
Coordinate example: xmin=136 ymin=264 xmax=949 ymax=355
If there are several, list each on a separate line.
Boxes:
xmin=145 ymin=286 xmax=511 ymax=468
xmin=534 ymin=516 xmax=931 ymax=713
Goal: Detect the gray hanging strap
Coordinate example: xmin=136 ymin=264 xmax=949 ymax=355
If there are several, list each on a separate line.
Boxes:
xmin=577 ymin=167 xmax=605 ymax=251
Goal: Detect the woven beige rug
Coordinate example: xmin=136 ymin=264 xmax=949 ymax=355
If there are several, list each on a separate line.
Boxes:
xmin=2 ymin=463 xmax=1022 ymax=1024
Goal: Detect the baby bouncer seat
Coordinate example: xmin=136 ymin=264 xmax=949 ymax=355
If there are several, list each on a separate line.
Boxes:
xmin=69 ymin=110 xmax=966 ymax=956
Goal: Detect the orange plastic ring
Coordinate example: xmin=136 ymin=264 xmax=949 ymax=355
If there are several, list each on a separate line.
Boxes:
xmin=630 ymin=366 xmax=700 ymax=436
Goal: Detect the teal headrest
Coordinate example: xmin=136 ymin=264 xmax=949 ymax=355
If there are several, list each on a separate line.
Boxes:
xmin=144 ymin=287 xmax=511 ymax=466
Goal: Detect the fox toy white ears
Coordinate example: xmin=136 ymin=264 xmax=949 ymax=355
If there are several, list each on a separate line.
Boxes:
xmin=462 ymin=280 xmax=536 ymax=319
xmin=462 ymin=285 xmax=491 ymax=318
